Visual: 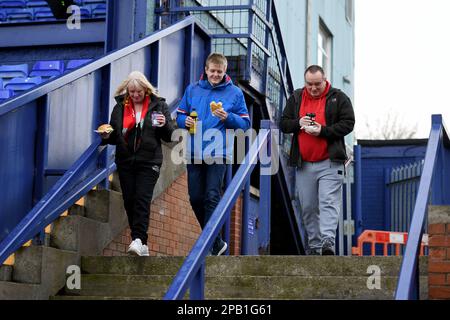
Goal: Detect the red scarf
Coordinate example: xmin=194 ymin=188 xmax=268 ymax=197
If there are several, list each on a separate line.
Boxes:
xmin=298 ymin=81 xmax=330 ymax=162
xmin=123 ymin=95 xmax=150 ymax=141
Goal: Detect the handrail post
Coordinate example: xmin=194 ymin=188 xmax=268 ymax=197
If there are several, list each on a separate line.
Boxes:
xmin=354 ymin=145 xmax=363 ymax=238
xmin=224 ymin=164 xmax=232 ymax=255
xmin=259 ymin=120 xmax=272 ymax=254
xmin=241 ymin=132 xmax=251 ymax=255
xmin=190 ymin=262 xmax=205 ymax=300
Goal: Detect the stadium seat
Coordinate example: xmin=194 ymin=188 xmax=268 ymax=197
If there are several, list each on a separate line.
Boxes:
xmin=66 ymin=59 xmax=92 ymax=71
xmin=91 ymin=3 xmax=105 ymax=18
xmin=33 ymin=7 xmax=56 ymax=21
xmin=0 ymin=78 xmax=3 ymax=89
xmin=82 ymin=0 xmax=105 ymax=5
xmin=29 ymin=60 xmax=64 ymax=78
xmin=0 ymin=89 xmax=14 ymax=103
xmin=5 ymin=8 xmax=33 ymax=22
xmin=4 ymin=76 xmax=42 ymax=92
xmin=0 ymin=9 xmax=6 ymax=21
xmin=0 ymin=64 xmax=28 ymax=79
xmin=0 ymin=0 xmax=26 ymax=9
xmin=25 ymin=0 xmax=48 ymax=7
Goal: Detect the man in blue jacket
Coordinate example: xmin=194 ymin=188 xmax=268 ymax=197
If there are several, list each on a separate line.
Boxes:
xmin=176 ymin=53 xmax=250 ymax=255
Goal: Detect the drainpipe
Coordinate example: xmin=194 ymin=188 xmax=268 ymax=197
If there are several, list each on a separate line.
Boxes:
xmin=305 ymin=0 xmax=312 ymax=67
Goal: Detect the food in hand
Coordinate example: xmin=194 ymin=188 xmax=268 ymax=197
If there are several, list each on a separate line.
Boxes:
xmin=95 ymin=124 xmax=114 ymax=134
xmin=210 ymin=101 xmax=223 ymax=113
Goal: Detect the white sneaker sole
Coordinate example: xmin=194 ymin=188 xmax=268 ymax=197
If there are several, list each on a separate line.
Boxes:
xmin=216 ymin=242 xmax=228 ymax=256
xmin=127 ymin=247 xmax=141 ymax=256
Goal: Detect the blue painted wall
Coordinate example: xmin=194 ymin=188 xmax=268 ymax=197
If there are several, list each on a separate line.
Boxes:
xmin=359 ymin=141 xmax=427 ymax=232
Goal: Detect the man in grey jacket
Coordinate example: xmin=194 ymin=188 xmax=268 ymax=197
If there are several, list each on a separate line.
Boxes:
xmin=280 ymin=65 xmax=355 ymax=255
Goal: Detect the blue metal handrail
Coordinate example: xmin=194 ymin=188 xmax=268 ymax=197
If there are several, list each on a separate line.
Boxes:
xmin=164 ymin=121 xmax=272 ymax=300
xmin=395 ymin=114 xmax=450 ymax=299
xmin=0 ymin=138 xmax=115 ymax=264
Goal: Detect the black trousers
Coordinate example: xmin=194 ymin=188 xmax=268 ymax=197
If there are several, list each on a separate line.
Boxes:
xmin=117 ymin=161 xmax=160 ymax=245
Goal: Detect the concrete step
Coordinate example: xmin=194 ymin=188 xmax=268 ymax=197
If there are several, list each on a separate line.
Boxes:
xmin=0 ymin=281 xmax=41 ymax=300
xmin=60 ymin=273 xmax=428 ymax=300
xmin=81 ymin=256 xmax=428 ymax=277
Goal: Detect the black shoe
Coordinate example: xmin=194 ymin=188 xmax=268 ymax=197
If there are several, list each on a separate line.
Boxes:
xmin=306 ymin=249 xmax=321 ymax=256
xmin=322 ymin=240 xmax=335 ymax=256
xmin=211 ymin=239 xmax=227 ymax=256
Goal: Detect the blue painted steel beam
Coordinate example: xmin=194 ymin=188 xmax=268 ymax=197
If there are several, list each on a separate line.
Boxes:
xmin=395 ymin=115 xmax=443 ymax=300
xmin=0 ymin=16 xmax=208 ymax=117
xmin=164 ymin=128 xmax=270 ymax=300
xmin=0 ymin=21 xmax=105 ymax=48
xmin=354 ymin=145 xmax=363 ymax=238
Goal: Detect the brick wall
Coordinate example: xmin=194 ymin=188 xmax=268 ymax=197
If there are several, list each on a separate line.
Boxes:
xmin=428 ymin=206 xmax=450 ymax=300
xmin=103 ymin=172 xmax=243 ymax=257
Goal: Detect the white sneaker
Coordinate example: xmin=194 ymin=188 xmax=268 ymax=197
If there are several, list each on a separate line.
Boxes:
xmin=127 ymin=239 xmax=143 ymax=256
xmin=141 ymin=244 xmax=149 ymax=256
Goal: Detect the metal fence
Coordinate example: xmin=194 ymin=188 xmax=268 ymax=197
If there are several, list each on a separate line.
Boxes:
xmin=386 ymin=160 xmax=427 ymax=233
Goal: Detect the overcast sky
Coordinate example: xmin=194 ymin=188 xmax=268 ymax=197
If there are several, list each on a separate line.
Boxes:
xmin=355 ymin=0 xmax=450 ymax=139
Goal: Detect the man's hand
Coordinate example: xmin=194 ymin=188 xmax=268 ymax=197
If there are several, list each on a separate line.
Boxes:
xmin=299 ymin=116 xmax=314 ymax=129
xmin=213 ymin=108 xmax=228 ymax=121
xmin=304 ymin=123 xmax=322 ymax=136
xmin=185 ymin=116 xmax=195 ymax=128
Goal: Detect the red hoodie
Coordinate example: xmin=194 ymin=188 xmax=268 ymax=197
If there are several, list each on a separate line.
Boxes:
xmin=298 ymin=81 xmax=330 ymax=162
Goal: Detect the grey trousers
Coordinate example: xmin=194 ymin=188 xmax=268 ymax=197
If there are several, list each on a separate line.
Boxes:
xmin=295 ymin=159 xmax=344 ymax=254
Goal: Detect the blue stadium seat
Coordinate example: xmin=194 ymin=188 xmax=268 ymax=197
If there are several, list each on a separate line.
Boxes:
xmin=78 ymin=6 xmax=90 ymax=19
xmin=25 ymin=0 xmax=48 ymax=7
xmin=4 ymin=76 xmax=42 ymax=92
xmin=0 ymin=0 xmax=26 ymax=8
xmin=66 ymin=59 xmax=92 ymax=71
xmin=5 ymin=8 xmax=33 ymax=22
xmin=29 ymin=60 xmax=64 ymax=78
xmin=33 ymin=7 xmax=55 ymax=21
xmin=82 ymin=0 xmax=105 ymax=5
xmin=0 ymin=89 xmax=14 ymax=103
xmin=0 ymin=9 xmax=6 ymax=21
xmin=0 ymin=78 xmax=3 ymax=89
xmin=91 ymin=3 xmax=105 ymax=18
xmin=0 ymin=64 xmax=28 ymax=79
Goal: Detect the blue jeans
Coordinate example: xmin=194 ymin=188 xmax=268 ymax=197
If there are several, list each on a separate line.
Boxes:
xmin=187 ymin=163 xmax=227 ymax=247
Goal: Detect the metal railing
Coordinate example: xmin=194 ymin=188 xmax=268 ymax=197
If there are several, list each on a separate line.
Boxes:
xmin=164 ymin=120 xmax=274 ymax=300
xmin=395 ymin=114 xmax=450 ymax=299
xmin=386 ymin=160 xmax=426 ymax=233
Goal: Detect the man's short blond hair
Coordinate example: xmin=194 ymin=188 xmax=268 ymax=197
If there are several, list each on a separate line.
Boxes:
xmin=205 ymin=53 xmax=228 ymax=69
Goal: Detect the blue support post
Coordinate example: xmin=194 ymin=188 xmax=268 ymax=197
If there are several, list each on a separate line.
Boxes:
xmin=241 ymin=134 xmax=251 ymax=255
xmin=32 ymin=95 xmax=49 ymax=246
xmin=224 ymin=164 xmax=232 ymax=255
xmin=354 ymin=145 xmax=363 ymax=238
xmin=245 ymin=0 xmax=255 ymax=81
xmin=190 ymin=262 xmax=205 ymax=300
xmin=98 ymin=64 xmax=112 ymax=190
xmin=384 ymin=168 xmax=391 ymax=232
xmin=259 ymin=120 xmax=272 ymax=253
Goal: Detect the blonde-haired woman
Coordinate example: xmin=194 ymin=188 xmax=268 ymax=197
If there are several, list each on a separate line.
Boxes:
xmin=98 ymin=71 xmax=174 ymax=256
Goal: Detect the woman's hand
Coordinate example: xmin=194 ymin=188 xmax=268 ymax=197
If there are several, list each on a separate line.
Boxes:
xmin=156 ymin=114 xmax=166 ymax=127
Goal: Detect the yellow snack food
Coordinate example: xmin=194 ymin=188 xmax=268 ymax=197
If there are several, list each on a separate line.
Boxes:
xmin=210 ymin=101 xmax=223 ymax=113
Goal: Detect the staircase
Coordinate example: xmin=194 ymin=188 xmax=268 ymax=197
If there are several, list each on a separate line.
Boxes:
xmin=52 ymin=255 xmax=428 ymax=300
xmin=0 ymin=184 xmax=129 ymax=300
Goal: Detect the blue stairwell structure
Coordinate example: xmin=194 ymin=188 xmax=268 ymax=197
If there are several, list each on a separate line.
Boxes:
xmin=0 ymin=16 xmax=212 ymax=262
